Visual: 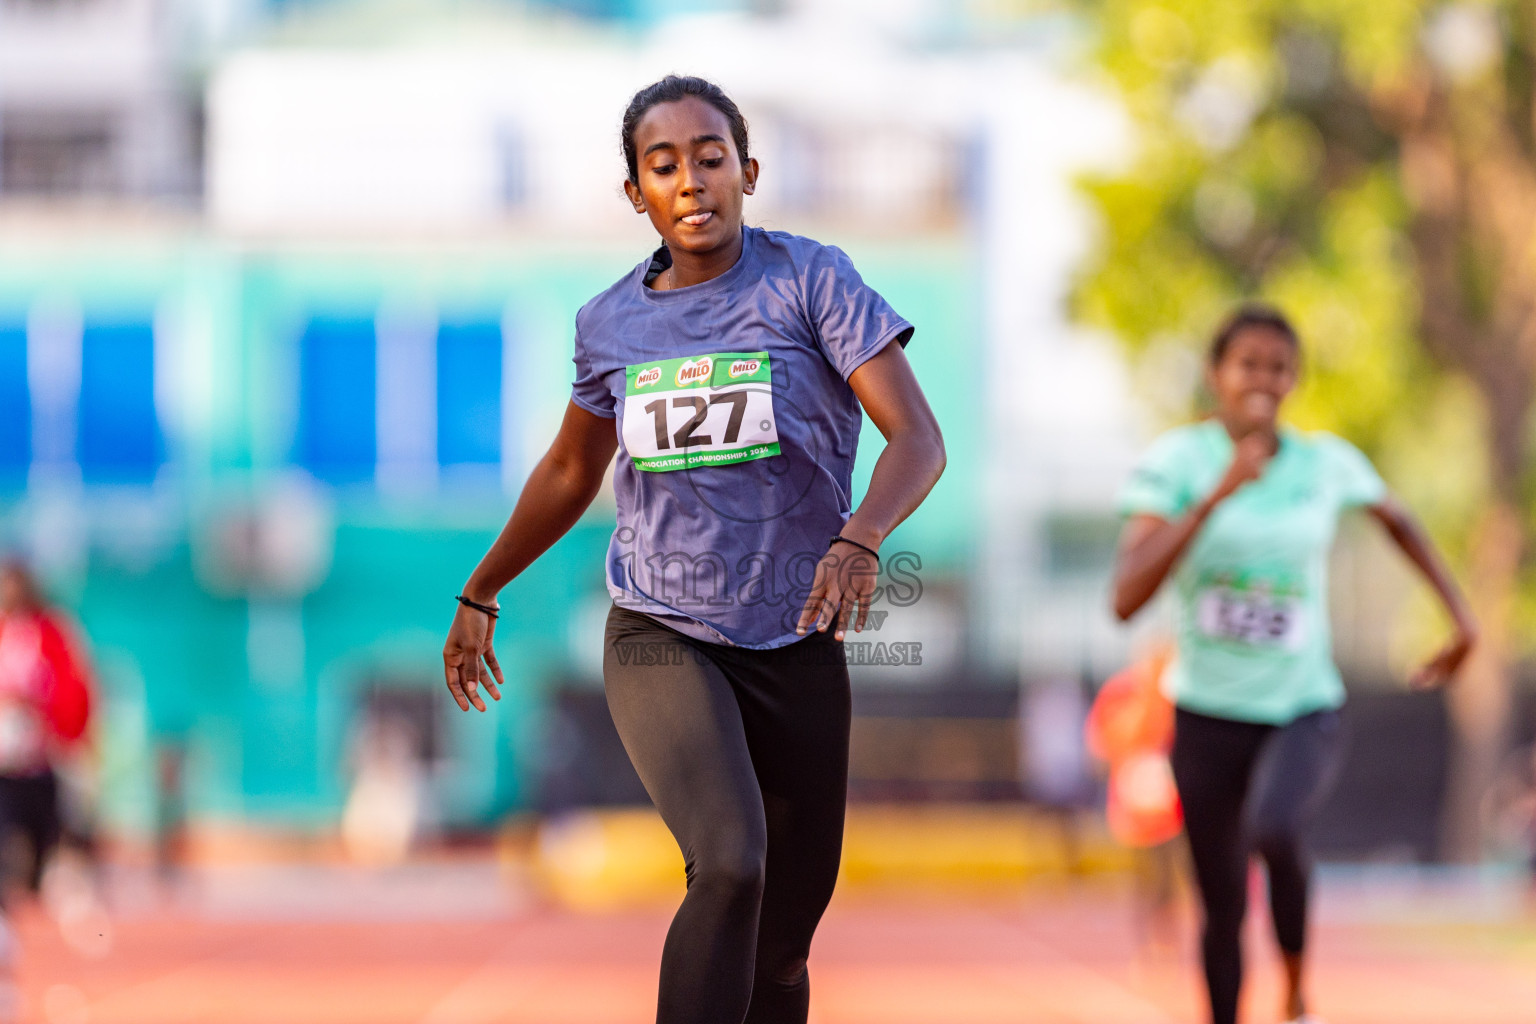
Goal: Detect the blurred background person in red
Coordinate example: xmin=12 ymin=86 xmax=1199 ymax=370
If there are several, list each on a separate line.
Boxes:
xmin=0 ymin=559 xmax=92 ymax=903
xmin=1085 ymin=644 xmax=1184 ymax=957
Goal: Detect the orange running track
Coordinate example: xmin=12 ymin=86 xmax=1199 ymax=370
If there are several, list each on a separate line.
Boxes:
xmin=19 ymin=863 xmax=1536 ymax=1024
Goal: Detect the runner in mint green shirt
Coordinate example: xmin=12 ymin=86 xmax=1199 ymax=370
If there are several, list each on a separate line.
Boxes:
xmin=1118 ymin=419 xmax=1388 ymax=724
xmin=1112 ymin=305 xmax=1475 ymax=1024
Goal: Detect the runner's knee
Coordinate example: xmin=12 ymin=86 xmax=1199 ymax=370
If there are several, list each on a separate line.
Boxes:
xmin=1250 ymin=814 xmax=1304 ymax=869
xmin=689 ymin=837 xmax=766 ymax=899
xmin=1199 ymin=881 xmax=1247 ymax=943
xmin=760 ymin=954 xmax=807 ymax=989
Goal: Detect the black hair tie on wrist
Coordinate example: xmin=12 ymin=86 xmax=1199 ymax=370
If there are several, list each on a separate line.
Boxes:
xmin=456 ymin=595 xmax=500 ymax=618
xmin=828 ymin=535 xmax=880 ymax=564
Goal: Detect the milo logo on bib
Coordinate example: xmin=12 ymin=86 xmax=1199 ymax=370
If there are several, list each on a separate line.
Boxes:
xmin=622 ymin=352 xmax=780 ymax=472
xmin=676 ymin=358 xmax=713 ymax=386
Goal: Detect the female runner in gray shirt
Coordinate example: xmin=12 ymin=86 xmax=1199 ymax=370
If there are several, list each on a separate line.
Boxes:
xmin=442 ymin=76 xmax=945 ymax=1024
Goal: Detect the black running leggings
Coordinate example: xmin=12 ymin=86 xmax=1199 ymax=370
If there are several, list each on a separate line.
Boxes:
xmin=1170 ymin=707 xmax=1346 ymax=1024
xmin=0 ymin=770 xmax=60 ymax=896
xmin=603 ymin=605 xmax=851 ymax=1024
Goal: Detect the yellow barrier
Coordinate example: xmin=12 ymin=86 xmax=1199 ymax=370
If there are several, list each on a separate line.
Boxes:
xmin=519 ymin=805 xmax=1135 ymax=911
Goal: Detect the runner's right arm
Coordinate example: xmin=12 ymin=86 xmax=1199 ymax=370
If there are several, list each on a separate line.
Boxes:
xmin=443 ymin=401 xmax=618 ymax=712
xmin=1112 ymin=433 xmax=1269 ymax=621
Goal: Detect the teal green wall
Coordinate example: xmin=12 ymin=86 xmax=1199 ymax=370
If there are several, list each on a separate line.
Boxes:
xmin=0 ymin=232 xmax=980 ymax=831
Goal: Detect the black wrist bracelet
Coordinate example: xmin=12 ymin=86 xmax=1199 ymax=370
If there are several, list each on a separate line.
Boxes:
xmin=828 ymin=535 xmax=880 ymax=563
xmin=456 ymin=594 xmax=500 ymax=618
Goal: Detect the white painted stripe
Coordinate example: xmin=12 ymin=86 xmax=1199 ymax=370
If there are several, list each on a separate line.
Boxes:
xmin=375 ymin=299 xmax=438 ymax=496
xmin=25 ymin=294 xmax=82 ymax=475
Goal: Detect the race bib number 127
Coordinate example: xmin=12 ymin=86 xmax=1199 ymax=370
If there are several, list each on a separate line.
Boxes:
xmin=622 ymin=352 xmax=780 ymax=472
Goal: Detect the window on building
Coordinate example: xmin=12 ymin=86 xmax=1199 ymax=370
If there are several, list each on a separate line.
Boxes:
xmin=297 ymin=317 xmax=376 ymax=485
xmin=0 ymin=109 xmax=117 ymax=196
xmin=756 ymin=116 xmax=966 ymax=229
xmin=435 ymin=320 xmax=502 ymax=471
xmin=295 ymin=312 xmax=509 ymax=488
xmin=494 ymin=122 xmax=526 ymax=210
xmin=0 ymin=322 xmax=27 ymax=482
xmin=0 ymin=1 xmax=111 ymax=12
xmin=77 ymin=319 xmax=162 ymax=482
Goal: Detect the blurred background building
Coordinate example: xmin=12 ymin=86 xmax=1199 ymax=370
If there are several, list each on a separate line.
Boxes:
xmin=0 ymin=0 xmax=1516 ymax=865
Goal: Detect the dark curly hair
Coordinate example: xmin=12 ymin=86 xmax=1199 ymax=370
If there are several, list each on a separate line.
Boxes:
xmin=621 ymin=75 xmax=750 ymax=185
xmin=1209 ymin=303 xmax=1300 ymax=366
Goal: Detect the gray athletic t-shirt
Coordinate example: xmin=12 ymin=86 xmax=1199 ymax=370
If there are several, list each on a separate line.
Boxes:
xmin=571 ymin=226 xmax=913 ymax=648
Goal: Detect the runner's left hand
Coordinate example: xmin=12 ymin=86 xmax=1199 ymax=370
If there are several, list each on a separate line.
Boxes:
xmin=796 ymin=542 xmax=880 ymax=641
xmin=1409 ymin=627 xmax=1476 ymax=690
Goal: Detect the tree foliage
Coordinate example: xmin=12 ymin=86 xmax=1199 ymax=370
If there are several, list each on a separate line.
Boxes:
xmin=1078 ymin=0 xmax=1536 ymax=590
xmin=1074 ymin=0 xmax=1536 ymax=855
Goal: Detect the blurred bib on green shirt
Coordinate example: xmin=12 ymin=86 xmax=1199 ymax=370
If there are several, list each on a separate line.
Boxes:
xmin=1118 ymin=420 xmax=1386 ymax=724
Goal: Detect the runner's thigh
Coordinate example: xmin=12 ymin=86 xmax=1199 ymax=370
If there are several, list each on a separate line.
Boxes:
xmin=1247 ymin=709 xmax=1347 ymax=835
xmin=603 ymin=606 xmax=766 ymax=856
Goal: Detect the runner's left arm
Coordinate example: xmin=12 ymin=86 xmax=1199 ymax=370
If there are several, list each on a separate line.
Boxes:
xmin=1366 ymin=498 xmax=1478 ymax=688
xmin=797 ymin=343 xmax=945 ymax=640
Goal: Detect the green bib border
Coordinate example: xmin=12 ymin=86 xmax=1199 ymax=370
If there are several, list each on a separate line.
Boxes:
xmin=625 ymin=351 xmax=773 ymax=396
xmin=632 ymin=441 xmax=783 ymax=473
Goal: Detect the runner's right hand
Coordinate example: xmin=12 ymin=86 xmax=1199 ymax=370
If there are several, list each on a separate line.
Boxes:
xmin=1211 ymin=432 xmax=1272 ymax=503
xmin=443 ymin=603 xmax=504 ymax=713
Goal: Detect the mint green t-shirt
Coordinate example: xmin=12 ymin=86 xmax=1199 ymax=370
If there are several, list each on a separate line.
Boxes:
xmin=1118 ymin=421 xmax=1387 ymax=724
